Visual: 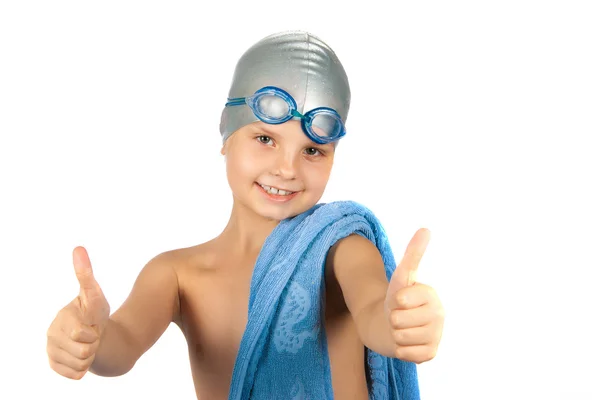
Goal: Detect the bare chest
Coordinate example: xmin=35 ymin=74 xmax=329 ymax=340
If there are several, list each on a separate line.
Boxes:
xmin=181 ymin=265 xmax=251 ymax=359
xmin=176 ymin=262 xmax=368 ymax=399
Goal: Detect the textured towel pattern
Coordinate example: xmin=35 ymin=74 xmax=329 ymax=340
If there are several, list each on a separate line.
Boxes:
xmin=228 ymin=201 xmax=420 ymax=400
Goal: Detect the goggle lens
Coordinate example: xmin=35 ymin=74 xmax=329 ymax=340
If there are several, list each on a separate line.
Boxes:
xmin=310 ymin=113 xmax=343 ymax=138
xmin=256 ymin=94 xmax=290 ymax=120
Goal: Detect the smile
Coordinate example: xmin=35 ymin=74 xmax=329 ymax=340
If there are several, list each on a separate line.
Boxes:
xmin=258 ymin=183 xmax=296 ymax=196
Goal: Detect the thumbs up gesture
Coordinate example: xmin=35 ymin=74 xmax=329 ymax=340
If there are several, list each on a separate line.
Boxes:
xmin=384 ymin=228 xmax=445 ymax=364
xmin=46 ymin=246 xmax=110 ymax=379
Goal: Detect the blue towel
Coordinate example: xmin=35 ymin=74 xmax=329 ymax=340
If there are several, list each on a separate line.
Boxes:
xmin=228 ymin=200 xmax=420 ymax=400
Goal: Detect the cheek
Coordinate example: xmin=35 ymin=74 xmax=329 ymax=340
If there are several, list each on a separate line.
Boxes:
xmin=226 ymin=148 xmax=264 ymax=183
xmin=302 ymin=162 xmax=333 ymax=191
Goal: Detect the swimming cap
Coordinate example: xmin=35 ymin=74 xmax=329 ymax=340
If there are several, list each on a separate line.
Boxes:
xmin=219 ymin=31 xmax=351 ymax=143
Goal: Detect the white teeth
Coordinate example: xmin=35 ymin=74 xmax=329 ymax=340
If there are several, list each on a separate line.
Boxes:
xmin=259 ymin=183 xmax=293 ymax=196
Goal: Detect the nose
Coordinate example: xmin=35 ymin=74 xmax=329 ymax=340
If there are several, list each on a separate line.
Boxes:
xmin=271 ymin=150 xmax=297 ymax=180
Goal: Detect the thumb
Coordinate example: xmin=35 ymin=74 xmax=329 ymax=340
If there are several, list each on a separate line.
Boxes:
xmin=390 ymin=228 xmax=430 ymax=289
xmin=72 ymin=246 xmax=108 ymax=325
xmin=73 ymin=246 xmax=98 ymax=293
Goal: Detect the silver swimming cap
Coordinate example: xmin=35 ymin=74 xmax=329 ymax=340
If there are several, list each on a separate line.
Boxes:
xmin=219 ymin=31 xmax=351 ymax=143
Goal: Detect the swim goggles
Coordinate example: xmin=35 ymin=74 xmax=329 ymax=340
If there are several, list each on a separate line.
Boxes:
xmin=225 ymin=86 xmax=346 ymax=144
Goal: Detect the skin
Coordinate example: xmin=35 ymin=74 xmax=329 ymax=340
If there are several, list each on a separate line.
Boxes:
xmin=46 ymin=119 xmax=445 ymax=399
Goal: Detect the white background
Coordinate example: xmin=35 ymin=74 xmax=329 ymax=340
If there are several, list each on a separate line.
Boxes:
xmin=1 ymin=1 xmax=599 ymax=399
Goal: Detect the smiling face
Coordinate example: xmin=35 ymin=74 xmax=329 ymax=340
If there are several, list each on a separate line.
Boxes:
xmin=221 ymin=120 xmax=336 ymax=221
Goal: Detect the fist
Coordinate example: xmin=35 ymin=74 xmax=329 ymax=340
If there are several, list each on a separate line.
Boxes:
xmin=385 ymin=228 xmax=445 ymax=364
xmin=46 ymin=246 xmax=110 ymax=379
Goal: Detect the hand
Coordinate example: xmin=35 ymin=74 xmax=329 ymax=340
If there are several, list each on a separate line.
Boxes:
xmin=384 ymin=228 xmax=445 ymax=364
xmin=46 ymin=246 xmax=110 ymax=379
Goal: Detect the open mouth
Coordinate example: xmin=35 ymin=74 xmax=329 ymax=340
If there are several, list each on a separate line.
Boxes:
xmin=255 ymin=182 xmax=299 ymax=200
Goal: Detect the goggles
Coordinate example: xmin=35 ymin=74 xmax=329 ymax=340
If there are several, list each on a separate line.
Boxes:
xmin=225 ymin=86 xmax=346 ymax=144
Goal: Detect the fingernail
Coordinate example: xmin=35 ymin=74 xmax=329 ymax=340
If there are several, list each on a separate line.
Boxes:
xmin=408 ymin=272 xmax=417 ymax=286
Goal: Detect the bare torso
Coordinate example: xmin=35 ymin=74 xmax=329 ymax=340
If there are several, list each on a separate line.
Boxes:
xmin=171 ymin=240 xmax=369 ymax=400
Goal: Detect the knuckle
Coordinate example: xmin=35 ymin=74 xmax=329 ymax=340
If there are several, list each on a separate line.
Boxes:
xmin=69 ymin=356 xmax=89 ymax=372
xmin=70 ymin=325 xmax=83 ymax=341
xmin=69 ymin=369 xmax=86 ymax=380
xmin=76 ymin=359 xmax=90 ymax=372
xmin=395 ymin=292 xmax=408 ymax=308
xmin=77 ymin=344 xmax=93 ymax=359
xmin=393 ymin=329 xmax=409 ymax=344
xmin=394 ymin=346 xmax=405 ymax=360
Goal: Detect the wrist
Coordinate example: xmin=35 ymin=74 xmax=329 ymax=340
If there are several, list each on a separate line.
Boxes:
xmin=356 ymin=298 xmax=396 ymax=358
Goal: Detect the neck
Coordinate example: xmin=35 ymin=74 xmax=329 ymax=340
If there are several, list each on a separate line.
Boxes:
xmin=218 ymin=196 xmax=280 ymax=255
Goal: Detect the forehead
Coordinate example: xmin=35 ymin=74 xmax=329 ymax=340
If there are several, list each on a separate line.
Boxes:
xmin=252 ymin=120 xmax=302 ymax=135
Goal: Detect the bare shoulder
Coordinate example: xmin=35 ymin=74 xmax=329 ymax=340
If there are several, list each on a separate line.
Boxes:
xmin=123 ymin=240 xmax=218 ymax=317
xmin=161 ymin=239 xmax=221 ymax=275
xmin=159 ymin=239 xmax=222 ymax=302
xmin=326 ymin=233 xmax=382 ymax=276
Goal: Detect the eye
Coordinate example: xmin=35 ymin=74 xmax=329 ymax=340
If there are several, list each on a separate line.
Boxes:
xmin=256 ymin=135 xmax=274 ymax=146
xmin=304 ymin=147 xmax=323 ymax=157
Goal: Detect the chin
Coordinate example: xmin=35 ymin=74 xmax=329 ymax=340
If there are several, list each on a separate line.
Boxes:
xmin=252 ymin=203 xmax=305 ymax=221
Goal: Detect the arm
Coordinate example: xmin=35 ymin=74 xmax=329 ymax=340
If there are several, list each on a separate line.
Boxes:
xmin=326 ymin=234 xmax=396 ymax=357
xmin=89 ymin=251 xmax=180 ymax=376
xmin=327 ymin=230 xmax=444 ymax=364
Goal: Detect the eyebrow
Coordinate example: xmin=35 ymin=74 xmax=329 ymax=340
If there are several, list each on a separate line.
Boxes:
xmin=258 ymin=124 xmax=281 ymax=138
